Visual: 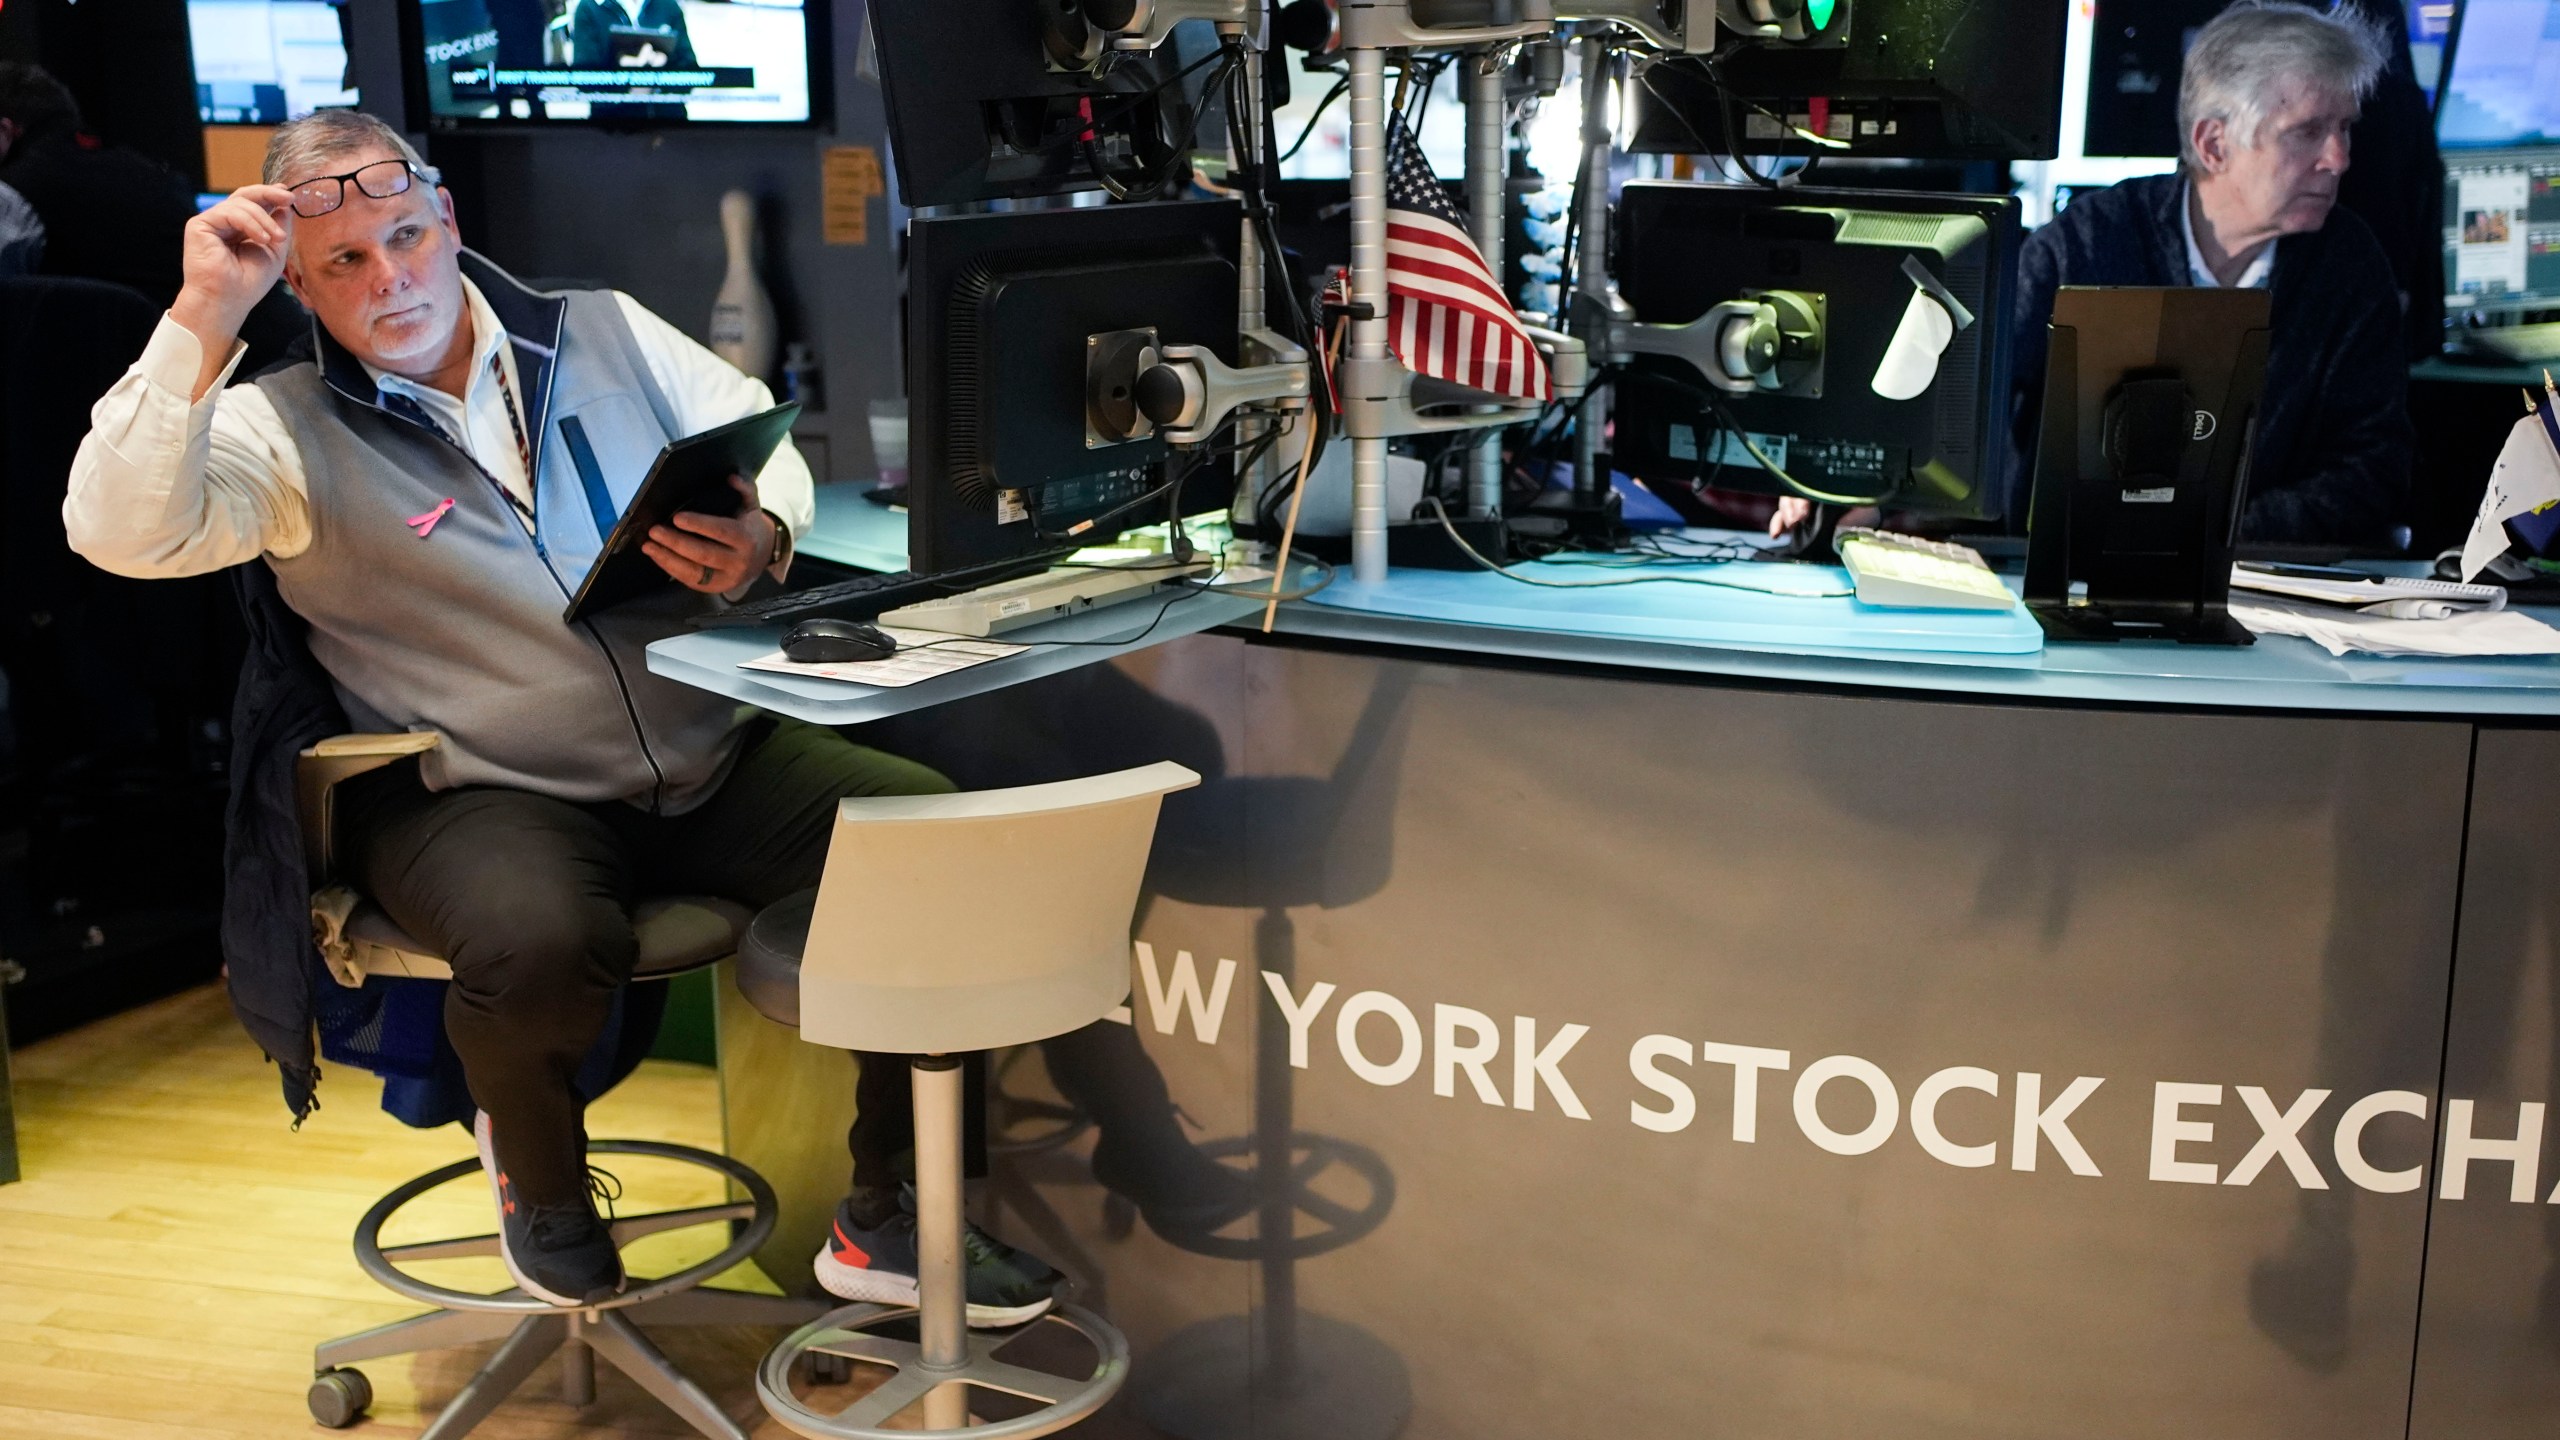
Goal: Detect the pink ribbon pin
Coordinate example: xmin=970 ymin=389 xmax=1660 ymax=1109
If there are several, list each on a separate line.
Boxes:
xmin=406 ymin=498 xmax=456 ymax=538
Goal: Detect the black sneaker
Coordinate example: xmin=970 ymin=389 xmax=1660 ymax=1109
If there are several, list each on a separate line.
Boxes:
xmin=813 ymin=1189 xmax=1061 ymax=1327
xmin=473 ymin=1111 xmax=627 ymax=1307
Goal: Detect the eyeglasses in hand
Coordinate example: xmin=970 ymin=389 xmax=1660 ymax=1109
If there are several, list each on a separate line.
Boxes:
xmin=284 ymin=159 xmax=443 ymax=219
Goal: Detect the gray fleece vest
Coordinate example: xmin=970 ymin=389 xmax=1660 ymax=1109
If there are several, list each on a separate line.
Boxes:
xmin=253 ymin=256 xmax=745 ymax=810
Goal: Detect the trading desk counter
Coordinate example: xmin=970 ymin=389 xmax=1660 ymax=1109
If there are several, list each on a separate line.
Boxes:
xmin=750 ymin=496 xmax=2559 ymax=1439
xmin=1275 ymin=562 xmax=2560 ymax=717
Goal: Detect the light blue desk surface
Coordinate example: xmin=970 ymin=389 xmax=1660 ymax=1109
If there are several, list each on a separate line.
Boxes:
xmin=800 ymin=483 xmax=908 ymax=573
xmin=1304 ymin=559 xmax=2045 ymax=655
xmin=1279 ymin=572 xmax=2560 ymax=716
xmin=762 ymin=501 xmax=2560 ymax=717
xmin=645 ymin=586 xmax=1264 ymax=726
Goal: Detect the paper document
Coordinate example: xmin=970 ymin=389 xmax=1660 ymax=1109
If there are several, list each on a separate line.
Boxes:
xmin=737 ymin=626 xmax=1028 ymax=689
xmin=2460 ymin=414 xmax=2560 ymax=579
xmin=2231 ymin=596 xmax=2560 ymax=657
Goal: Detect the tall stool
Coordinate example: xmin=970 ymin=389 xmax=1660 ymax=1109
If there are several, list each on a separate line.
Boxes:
xmin=737 ymin=762 xmax=1202 ymax=1437
xmin=293 ymin=734 xmax=827 ymax=1439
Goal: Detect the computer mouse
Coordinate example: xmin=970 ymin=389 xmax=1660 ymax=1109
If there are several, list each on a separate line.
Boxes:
xmin=781 ymin=618 xmax=899 ymax=664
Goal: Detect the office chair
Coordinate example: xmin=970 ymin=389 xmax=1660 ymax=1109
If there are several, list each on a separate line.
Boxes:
xmin=296 ymin=732 xmax=828 ymax=1440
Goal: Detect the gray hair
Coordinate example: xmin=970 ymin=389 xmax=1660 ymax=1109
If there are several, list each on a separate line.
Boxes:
xmin=262 ymin=109 xmax=434 ymax=188
xmin=2178 ymin=0 xmax=2389 ymax=169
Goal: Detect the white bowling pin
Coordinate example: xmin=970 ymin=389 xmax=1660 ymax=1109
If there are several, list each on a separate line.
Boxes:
xmin=710 ymin=188 xmax=778 ymax=380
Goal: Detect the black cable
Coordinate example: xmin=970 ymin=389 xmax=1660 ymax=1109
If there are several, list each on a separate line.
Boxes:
xmin=1278 ymin=76 xmax=1349 ymax=163
xmin=1608 ymin=367 xmax=1893 ymax=507
xmin=1421 ymin=496 xmax=1851 ymax=596
xmin=1088 ymin=45 xmax=1242 ymax=199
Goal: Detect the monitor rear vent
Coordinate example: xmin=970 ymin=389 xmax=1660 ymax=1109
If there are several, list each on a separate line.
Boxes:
xmin=945 ymin=262 xmax=998 ymax=507
xmin=1838 ymin=211 xmax=1951 ymax=247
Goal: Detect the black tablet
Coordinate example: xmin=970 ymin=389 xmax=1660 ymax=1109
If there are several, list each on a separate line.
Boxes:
xmin=561 ymin=402 xmax=802 ymax=624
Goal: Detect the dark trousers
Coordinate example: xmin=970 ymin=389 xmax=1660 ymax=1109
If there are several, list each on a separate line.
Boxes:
xmin=337 ymin=717 xmax=957 ymax=1205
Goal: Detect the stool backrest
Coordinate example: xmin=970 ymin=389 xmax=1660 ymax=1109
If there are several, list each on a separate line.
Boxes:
xmin=799 ymin=761 xmax=1201 ymax=1054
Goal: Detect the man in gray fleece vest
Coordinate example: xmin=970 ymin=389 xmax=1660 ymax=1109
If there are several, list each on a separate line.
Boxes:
xmin=63 ymin=110 xmax=1068 ymax=1319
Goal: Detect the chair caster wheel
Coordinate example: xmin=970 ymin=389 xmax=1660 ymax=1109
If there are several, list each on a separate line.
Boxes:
xmin=807 ymin=1351 xmax=853 ymax=1385
xmin=309 ymin=1367 xmax=373 ymax=1428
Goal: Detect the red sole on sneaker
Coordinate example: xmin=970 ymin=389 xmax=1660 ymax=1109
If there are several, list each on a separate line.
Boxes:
xmin=811 ymin=1247 xmax=1053 ymax=1328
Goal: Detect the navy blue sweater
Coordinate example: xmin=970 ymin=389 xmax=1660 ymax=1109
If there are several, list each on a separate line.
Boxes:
xmin=2007 ymin=174 xmax=2414 ymax=545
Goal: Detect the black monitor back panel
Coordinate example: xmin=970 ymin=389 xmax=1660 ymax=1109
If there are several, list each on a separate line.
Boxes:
xmin=1610 ymin=182 xmax=2021 ymax=523
xmin=906 ymin=200 xmax=1241 ymax=573
xmin=1626 ymin=0 xmax=2067 ymax=161
xmin=871 ymin=0 xmax=1215 ymax=208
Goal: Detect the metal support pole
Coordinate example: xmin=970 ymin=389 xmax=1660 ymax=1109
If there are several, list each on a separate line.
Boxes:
xmin=1465 ymin=50 xmax=1507 ymax=518
xmin=912 ymin=1055 xmax=971 ymax=1430
xmin=1572 ymin=34 xmax=1613 ymax=503
xmin=1229 ymin=23 xmax=1270 ymax=529
xmin=1347 ymin=48 xmax=1390 ymax=584
xmin=561 ymin=1323 xmax=595 ymax=1406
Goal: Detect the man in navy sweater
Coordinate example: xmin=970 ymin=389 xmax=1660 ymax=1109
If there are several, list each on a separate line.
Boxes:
xmin=2010 ymin=0 xmax=2412 ymax=546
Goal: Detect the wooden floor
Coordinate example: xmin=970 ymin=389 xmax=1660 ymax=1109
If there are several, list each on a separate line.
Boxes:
xmin=0 ymin=982 xmax=869 ymax=1439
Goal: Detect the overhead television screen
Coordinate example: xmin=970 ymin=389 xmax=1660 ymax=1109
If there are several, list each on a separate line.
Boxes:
xmin=412 ymin=0 xmax=813 ymax=126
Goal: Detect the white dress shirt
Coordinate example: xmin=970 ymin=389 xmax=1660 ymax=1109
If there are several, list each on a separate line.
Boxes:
xmin=2181 ymin=181 xmax=2275 ymax=291
xmin=64 ymin=278 xmax=815 ymax=583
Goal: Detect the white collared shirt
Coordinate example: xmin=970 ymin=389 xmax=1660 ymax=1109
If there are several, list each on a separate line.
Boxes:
xmin=364 ymin=279 xmax=539 ymax=528
xmin=2181 ymin=180 xmax=2274 ymax=291
xmin=63 ymin=278 xmax=815 ymax=582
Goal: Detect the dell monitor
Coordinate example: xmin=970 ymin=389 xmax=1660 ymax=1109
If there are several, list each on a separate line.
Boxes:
xmin=2023 ymin=286 xmax=2269 ymax=645
xmin=408 ymin=0 xmax=818 ymax=127
xmin=905 ymin=201 xmax=1243 ymax=573
xmin=1609 ymin=182 xmax=2022 ymax=524
xmin=189 ymin=0 xmax=358 ymax=125
xmin=1625 ymin=0 xmax=2067 ymax=161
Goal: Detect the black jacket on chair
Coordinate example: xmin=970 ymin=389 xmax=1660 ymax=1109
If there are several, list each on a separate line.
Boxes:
xmin=222 ymin=560 xmax=348 ymax=1120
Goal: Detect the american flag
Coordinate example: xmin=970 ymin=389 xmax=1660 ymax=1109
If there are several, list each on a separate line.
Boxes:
xmin=1384 ymin=115 xmax=1550 ymax=403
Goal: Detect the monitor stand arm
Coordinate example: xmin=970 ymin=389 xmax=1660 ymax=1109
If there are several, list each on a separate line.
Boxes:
xmin=1086 ymin=325 xmax=1312 ymax=449
xmin=1600 ymin=290 xmax=1826 ymax=397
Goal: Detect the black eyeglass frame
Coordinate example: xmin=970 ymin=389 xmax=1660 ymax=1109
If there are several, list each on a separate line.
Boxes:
xmin=283 ymin=159 xmax=445 ymax=219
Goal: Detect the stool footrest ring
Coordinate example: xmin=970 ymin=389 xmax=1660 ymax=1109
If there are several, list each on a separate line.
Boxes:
xmin=756 ymin=1301 xmax=1130 ymax=1440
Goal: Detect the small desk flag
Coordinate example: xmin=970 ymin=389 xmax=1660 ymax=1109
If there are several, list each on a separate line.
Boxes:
xmin=2459 ymin=413 xmax=2560 ymax=579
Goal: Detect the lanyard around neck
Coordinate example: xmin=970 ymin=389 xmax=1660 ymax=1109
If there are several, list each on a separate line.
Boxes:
xmin=489 ymin=351 xmax=539 ymax=528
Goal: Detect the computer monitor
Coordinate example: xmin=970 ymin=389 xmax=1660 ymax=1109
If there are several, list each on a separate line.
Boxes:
xmin=407 ymin=0 xmax=819 ymax=127
xmin=2437 ymin=0 xmax=2560 ymax=147
xmin=871 ymin=0 xmax=1221 ymax=208
xmin=2023 ymin=286 xmax=2269 ymax=645
xmin=905 ymin=201 xmax=1243 ymax=573
xmin=188 ymin=0 xmax=357 ymax=125
xmin=1609 ymin=182 xmax=2022 ymax=523
xmin=1624 ymin=0 xmax=2066 ymax=161
xmin=2441 ymin=147 xmax=2560 ymax=326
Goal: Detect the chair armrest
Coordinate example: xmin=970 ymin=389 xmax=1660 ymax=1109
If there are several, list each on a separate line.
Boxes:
xmin=295 ymin=733 xmax=441 ymax=884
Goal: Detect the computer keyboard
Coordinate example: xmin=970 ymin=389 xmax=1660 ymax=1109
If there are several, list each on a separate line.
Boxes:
xmin=1834 ymin=528 xmax=2018 ymax=610
xmin=690 ymin=554 xmax=1053 ymax=629
xmin=880 ymin=559 xmax=1209 ymax=637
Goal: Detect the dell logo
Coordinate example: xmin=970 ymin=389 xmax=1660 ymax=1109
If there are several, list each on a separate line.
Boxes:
xmin=2192 ymin=410 xmax=2218 ymax=441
